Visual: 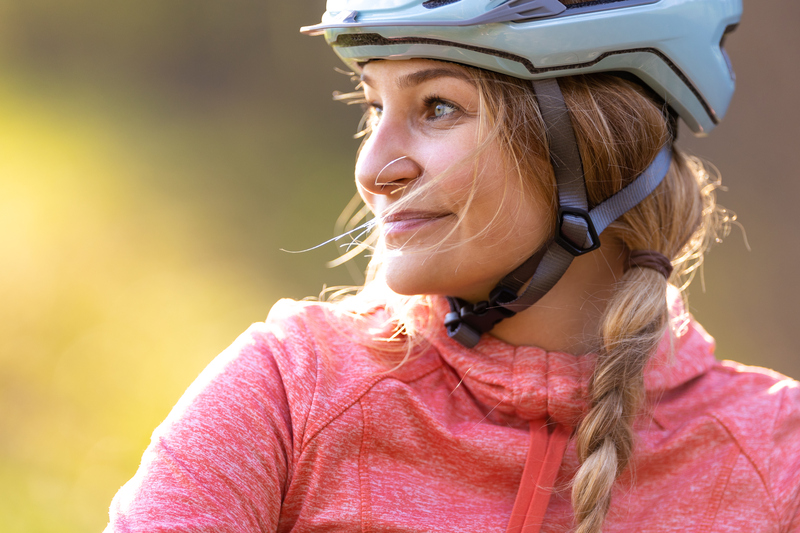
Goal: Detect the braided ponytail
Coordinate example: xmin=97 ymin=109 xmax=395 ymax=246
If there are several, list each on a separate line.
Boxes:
xmin=572 ymin=267 xmax=669 ymax=532
xmin=467 ymin=68 xmax=725 ymax=530
xmin=559 ymin=72 xmax=724 ymax=531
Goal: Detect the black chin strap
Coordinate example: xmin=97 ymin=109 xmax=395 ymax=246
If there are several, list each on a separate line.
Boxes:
xmin=445 ymin=79 xmax=673 ymax=348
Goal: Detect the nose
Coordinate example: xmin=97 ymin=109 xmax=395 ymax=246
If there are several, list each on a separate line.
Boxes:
xmin=355 ymin=120 xmax=423 ymax=199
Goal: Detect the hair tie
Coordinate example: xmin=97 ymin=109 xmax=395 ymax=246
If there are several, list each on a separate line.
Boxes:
xmin=625 ymin=250 xmax=673 ymax=279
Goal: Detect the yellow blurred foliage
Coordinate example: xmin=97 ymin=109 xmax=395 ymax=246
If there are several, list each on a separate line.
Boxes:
xmin=0 ymin=72 xmax=292 ymax=532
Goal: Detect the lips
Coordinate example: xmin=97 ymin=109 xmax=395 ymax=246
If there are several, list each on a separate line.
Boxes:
xmin=380 ymin=210 xmax=451 ymax=235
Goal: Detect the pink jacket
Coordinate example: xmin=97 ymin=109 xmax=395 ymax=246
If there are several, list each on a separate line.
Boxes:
xmin=106 ymin=298 xmax=800 ymax=532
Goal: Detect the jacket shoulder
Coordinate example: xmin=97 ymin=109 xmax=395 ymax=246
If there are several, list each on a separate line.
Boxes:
xmin=656 ymin=359 xmax=800 ymax=518
xmin=710 ymin=362 xmax=800 ymax=504
xmin=249 ymin=298 xmax=441 ymax=446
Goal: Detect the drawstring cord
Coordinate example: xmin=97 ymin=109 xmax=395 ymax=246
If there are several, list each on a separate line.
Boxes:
xmin=506 ymin=420 xmax=571 ymax=533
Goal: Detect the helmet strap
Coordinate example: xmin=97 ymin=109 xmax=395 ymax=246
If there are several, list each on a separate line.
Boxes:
xmin=445 ymin=79 xmax=673 ymax=348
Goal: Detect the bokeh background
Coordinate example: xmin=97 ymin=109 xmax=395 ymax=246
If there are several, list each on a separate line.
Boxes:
xmin=1 ymin=1 xmax=798 ymax=531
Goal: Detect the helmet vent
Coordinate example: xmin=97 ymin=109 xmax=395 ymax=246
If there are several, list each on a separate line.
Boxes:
xmin=422 ymin=0 xmax=462 ymax=8
xmin=720 ymin=23 xmax=738 ymax=81
xmin=566 ymin=0 xmax=628 ymax=7
xmin=564 ymin=0 xmax=654 ymax=10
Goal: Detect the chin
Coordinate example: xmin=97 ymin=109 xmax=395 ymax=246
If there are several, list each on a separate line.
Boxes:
xmin=381 ymin=259 xmax=494 ymax=302
xmin=382 ymin=267 xmax=437 ymax=297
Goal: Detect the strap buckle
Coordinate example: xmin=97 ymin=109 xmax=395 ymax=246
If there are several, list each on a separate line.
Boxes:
xmin=554 ymin=206 xmax=600 ymax=256
xmin=445 ymin=296 xmax=517 ymax=348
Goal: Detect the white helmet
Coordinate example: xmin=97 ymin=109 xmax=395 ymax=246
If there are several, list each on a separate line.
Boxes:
xmin=303 ymin=0 xmax=741 ymax=135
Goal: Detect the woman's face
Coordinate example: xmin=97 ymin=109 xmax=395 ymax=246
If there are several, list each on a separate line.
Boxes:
xmin=356 ymin=59 xmax=550 ymax=302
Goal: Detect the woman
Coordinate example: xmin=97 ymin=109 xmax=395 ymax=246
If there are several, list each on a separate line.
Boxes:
xmin=106 ymin=0 xmax=800 ymax=532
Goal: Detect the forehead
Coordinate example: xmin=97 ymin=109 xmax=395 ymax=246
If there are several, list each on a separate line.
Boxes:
xmin=360 ymin=59 xmax=475 ymax=90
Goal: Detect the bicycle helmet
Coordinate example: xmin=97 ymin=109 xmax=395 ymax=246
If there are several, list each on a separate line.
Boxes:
xmin=302 ymin=0 xmax=742 ymax=347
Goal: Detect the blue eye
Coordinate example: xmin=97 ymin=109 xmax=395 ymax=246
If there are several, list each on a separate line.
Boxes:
xmin=433 ymin=101 xmax=456 ymax=118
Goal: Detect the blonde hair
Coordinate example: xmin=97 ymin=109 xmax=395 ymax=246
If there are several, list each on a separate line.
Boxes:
xmin=333 ymin=62 xmax=729 ymax=531
xmin=471 ymin=72 xmax=729 ymax=532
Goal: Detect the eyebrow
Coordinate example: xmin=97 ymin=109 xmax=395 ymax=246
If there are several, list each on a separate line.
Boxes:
xmin=361 ymin=67 xmax=475 ymax=90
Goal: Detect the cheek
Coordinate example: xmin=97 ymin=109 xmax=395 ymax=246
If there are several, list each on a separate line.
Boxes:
xmin=418 ymin=133 xmax=481 ymax=187
xmin=474 ymin=175 xmax=551 ymax=249
xmin=425 ymin=155 xmax=489 ymax=214
xmin=459 ymin=162 xmax=517 ymax=226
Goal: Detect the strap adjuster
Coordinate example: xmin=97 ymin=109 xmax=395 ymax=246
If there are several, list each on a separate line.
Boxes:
xmin=489 ymin=286 xmax=518 ymax=307
xmin=445 ymin=296 xmax=518 ymax=348
xmin=555 ymin=206 xmax=600 ymax=256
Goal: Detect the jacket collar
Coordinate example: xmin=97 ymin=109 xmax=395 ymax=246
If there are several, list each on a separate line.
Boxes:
xmin=421 ymin=294 xmax=716 ymax=426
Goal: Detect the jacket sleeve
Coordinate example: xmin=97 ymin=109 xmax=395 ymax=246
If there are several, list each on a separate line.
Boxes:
xmin=774 ymin=382 xmax=800 ymax=533
xmin=790 ymin=508 xmax=800 ymax=533
xmin=105 ymin=323 xmax=303 ymax=533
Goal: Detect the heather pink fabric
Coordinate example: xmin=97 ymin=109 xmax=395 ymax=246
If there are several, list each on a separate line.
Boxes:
xmin=106 ymin=297 xmax=800 ymax=532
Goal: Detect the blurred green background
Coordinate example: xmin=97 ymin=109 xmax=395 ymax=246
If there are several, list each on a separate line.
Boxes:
xmin=0 ymin=1 xmax=798 ymax=531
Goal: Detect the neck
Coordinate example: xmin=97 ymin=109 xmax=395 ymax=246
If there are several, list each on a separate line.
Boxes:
xmin=489 ymin=239 xmax=626 ymax=355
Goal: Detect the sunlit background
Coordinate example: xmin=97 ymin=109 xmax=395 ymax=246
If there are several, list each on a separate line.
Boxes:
xmin=1 ymin=1 xmax=798 ymax=531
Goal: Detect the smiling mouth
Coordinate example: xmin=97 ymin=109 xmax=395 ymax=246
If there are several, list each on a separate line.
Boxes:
xmin=380 ymin=211 xmax=451 ymax=234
